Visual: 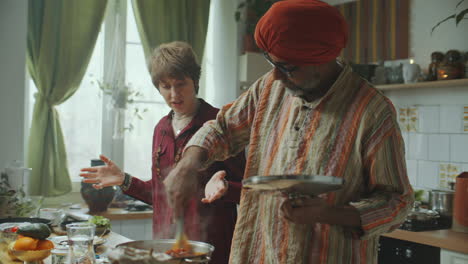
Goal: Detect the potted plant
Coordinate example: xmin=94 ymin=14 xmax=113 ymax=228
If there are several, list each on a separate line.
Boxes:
xmin=431 ymin=0 xmax=468 ymax=34
xmin=235 ymin=0 xmax=281 ymax=53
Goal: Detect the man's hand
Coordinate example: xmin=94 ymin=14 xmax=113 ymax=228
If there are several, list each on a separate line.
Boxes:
xmin=280 ymin=196 xmax=362 ymax=227
xmin=163 ymin=146 xmax=208 ymax=217
xmin=202 ymin=170 xmax=228 ymax=203
xmin=281 ymin=196 xmax=330 ymax=224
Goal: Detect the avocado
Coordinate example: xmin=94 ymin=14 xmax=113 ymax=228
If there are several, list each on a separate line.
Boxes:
xmin=17 ymin=223 xmax=52 ymax=240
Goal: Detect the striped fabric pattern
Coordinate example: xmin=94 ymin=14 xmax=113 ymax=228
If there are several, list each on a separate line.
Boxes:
xmin=338 ymin=0 xmax=409 ymax=63
xmin=188 ymin=64 xmax=413 ymax=264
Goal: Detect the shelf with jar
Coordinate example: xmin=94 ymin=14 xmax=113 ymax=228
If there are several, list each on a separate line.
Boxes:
xmin=376 ymin=78 xmax=468 ymax=91
xmin=375 ymin=49 xmax=468 ymax=91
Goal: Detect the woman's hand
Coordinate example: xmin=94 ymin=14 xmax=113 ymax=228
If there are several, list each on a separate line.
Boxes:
xmin=201 ymin=170 xmax=228 ymax=203
xmin=79 ymin=154 xmax=125 ymax=189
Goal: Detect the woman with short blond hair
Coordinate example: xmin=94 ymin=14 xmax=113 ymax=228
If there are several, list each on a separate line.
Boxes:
xmin=81 ymin=41 xmax=245 ymax=263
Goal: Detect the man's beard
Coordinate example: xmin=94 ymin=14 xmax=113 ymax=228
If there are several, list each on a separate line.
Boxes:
xmin=272 ymin=68 xmax=323 ymax=99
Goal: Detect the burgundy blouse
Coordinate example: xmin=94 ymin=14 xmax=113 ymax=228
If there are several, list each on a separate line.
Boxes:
xmin=123 ymin=99 xmax=245 ymax=264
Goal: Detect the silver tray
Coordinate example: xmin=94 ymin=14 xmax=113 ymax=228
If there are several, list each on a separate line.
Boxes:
xmin=242 ymin=174 xmax=344 ymax=196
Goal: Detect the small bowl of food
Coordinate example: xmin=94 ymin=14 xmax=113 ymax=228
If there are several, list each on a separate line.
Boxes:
xmin=88 ymin=216 xmax=111 ymax=236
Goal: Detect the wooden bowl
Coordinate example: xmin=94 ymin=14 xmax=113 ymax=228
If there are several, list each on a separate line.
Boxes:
xmin=8 ymin=242 xmax=52 ymax=263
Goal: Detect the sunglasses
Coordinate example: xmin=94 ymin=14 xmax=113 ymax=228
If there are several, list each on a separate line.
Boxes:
xmin=263 ymin=52 xmax=299 ymax=78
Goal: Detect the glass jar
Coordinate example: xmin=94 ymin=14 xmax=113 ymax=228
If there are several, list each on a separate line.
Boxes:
xmin=427 ymin=51 xmax=444 ymax=81
xmin=464 ymin=52 xmax=468 ymax=78
xmin=437 ymin=50 xmax=464 ymax=80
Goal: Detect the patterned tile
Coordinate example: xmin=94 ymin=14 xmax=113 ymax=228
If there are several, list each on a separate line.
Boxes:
xmin=398 ymin=107 xmax=418 ymax=132
xmin=407 ymin=107 xmax=418 ymax=132
xmin=464 ymin=106 xmax=468 ymax=132
xmin=439 ymin=163 xmax=460 ymax=189
xmin=398 ymin=107 xmax=409 ymax=132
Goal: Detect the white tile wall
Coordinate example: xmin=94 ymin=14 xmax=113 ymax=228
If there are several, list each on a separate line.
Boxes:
xmin=450 ymin=135 xmax=468 ymax=162
xmin=418 ymin=105 xmax=439 ymax=133
xmin=408 ymin=134 xmax=428 ymax=160
xmin=417 ymin=161 xmax=439 ymax=189
xmin=406 ymin=160 xmax=418 ymax=186
xmin=440 ymin=105 xmax=463 ymax=133
xmin=427 ymin=134 xmax=450 ymax=162
xmin=401 ymin=132 xmax=409 ymax=156
xmin=385 ymin=86 xmax=468 ymax=190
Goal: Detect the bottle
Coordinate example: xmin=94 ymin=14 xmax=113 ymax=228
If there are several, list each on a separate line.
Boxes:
xmin=427 ymin=51 xmax=444 ymax=81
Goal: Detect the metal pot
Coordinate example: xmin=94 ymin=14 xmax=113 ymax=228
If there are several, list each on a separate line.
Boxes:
xmin=407 ymin=202 xmax=439 ymax=221
xmin=428 ymin=189 xmax=454 ymax=217
xmin=113 ymin=239 xmax=214 ymax=264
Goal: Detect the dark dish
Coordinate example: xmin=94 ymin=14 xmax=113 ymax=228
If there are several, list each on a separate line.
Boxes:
xmin=0 ymin=217 xmax=52 ymax=226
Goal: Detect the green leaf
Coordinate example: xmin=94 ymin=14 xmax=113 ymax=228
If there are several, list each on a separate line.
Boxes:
xmin=456 ymin=0 xmax=466 ymax=9
xmin=431 ymin=14 xmax=456 ymax=35
xmin=456 ymin=8 xmax=468 ymax=25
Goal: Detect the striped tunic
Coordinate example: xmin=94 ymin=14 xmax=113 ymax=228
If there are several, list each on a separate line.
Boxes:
xmin=188 ymin=64 xmax=413 ymax=264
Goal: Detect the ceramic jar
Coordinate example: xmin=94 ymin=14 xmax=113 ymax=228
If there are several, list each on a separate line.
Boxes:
xmin=80 ymin=159 xmax=115 ymax=213
xmin=403 ymin=63 xmax=421 ymax=83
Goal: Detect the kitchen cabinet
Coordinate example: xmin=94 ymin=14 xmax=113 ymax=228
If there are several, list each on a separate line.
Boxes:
xmin=441 ymin=249 xmax=468 ymax=264
xmin=110 ymin=218 xmax=152 ymax=241
xmin=68 ymin=205 xmax=153 ymax=241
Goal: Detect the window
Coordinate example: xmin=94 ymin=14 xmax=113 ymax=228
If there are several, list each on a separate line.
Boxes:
xmin=123 ymin=2 xmax=170 ymax=180
xmin=28 ymin=0 xmax=169 ymax=182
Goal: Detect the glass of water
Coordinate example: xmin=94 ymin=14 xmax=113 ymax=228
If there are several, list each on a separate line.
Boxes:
xmin=66 ymin=222 xmax=96 ymax=264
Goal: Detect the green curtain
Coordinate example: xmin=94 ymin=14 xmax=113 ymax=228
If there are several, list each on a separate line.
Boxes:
xmin=131 ymin=0 xmax=211 ymax=61
xmin=27 ymin=0 xmax=107 ymax=196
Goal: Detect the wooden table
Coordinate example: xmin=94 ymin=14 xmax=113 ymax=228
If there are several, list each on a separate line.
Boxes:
xmin=0 ymin=232 xmax=132 ymax=264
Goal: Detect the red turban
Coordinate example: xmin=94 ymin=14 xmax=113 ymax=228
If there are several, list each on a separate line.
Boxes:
xmin=255 ymin=0 xmax=348 ymax=66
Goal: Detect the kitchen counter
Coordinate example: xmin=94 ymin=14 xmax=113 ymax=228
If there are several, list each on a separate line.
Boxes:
xmin=69 ymin=204 xmax=152 ymax=220
xmin=91 ymin=207 xmax=152 ymax=221
xmin=382 ymin=229 xmax=468 ymax=254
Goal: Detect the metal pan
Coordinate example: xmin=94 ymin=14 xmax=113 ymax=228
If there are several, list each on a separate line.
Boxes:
xmin=116 ymin=239 xmax=214 ymax=264
xmin=242 ymin=174 xmax=344 ymax=196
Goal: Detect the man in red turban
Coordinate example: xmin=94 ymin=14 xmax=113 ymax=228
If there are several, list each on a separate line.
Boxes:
xmin=255 ymin=0 xmax=348 ymax=66
xmin=164 ymin=0 xmax=413 ymax=263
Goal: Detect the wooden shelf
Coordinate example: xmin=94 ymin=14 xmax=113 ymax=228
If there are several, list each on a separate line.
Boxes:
xmin=376 ymin=78 xmax=468 ymax=91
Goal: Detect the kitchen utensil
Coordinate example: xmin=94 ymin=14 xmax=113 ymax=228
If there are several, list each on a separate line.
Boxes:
xmin=428 ymin=189 xmax=454 ymax=217
xmin=242 ymin=174 xmax=344 ymax=196
xmin=115 ymin=239 xmax=214 ymax=264
xmin=453 ymin=172 xmax=468 ymax=233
